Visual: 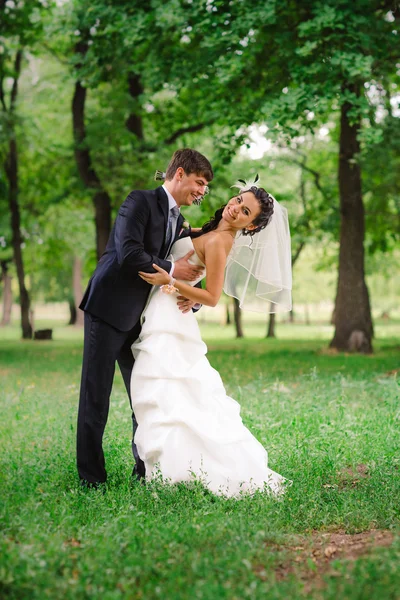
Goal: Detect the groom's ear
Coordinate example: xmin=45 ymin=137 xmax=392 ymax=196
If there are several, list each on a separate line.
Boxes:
xmin=176 ymin=167 xmax=185 ymax=181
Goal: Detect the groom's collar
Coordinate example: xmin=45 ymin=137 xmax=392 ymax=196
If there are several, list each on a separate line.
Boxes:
xmin=162 ymin=184 xmax=180 ymax=213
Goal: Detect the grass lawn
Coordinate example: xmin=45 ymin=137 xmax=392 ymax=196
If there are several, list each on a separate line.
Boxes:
xmin=0 ymin=321 xmax=399 ymax=599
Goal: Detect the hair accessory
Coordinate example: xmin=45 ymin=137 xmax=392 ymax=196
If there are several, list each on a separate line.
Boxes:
xmin=154 ymin=170 xmax=166 ymax=181
xmin=223 ymin=195 xmax=292 ymax=314
xmin=231 ymin=174 xmax=260 ymax=193
xmin=193 ymin=185 xmax=210 ymax=205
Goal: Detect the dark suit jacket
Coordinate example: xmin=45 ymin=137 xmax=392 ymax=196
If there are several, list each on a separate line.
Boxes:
xmin=80 ymin=186 xmax=184 ymax=331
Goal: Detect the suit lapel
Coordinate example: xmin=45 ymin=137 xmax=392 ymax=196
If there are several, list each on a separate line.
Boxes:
xmin=156 ymin=186 xmax=170 ymax=256
xmin=156 ymin=186 xmax=169 ymax=231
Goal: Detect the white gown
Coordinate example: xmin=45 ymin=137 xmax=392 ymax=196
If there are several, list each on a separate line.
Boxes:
xmin=130 ymin=237 xmax=288 ymax=497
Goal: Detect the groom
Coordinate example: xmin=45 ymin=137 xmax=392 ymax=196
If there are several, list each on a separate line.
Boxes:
xmin=77 ymin=148 xmax=213 ymax=487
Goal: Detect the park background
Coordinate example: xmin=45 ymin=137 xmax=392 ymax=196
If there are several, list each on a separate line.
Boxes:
xmin=1 ymin=1 xmax=399 ymax=599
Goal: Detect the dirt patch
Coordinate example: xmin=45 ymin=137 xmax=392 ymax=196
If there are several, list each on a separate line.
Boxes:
xmin=255 ymin=530 xmax=394 ymax=593
xmin=0 ymin=368 xmax=13 ymax=377
xmin=339 ymin=463 xmax=369 ymax=478
xmin=322 ymin=463 xmax=371 ymax=491
xmin=337 ymin=463 xmax=370 ymax=488
xmin=383 ymin=369 xmax=399 ymax=378
xmin=317 ymin=347 xmax=339 ymax=356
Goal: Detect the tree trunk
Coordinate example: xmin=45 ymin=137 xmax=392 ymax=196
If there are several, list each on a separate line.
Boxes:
xmin=29 ymin=308 xmax=35 ymax=334
xmin=330 ymin=86 xmax=373 ymax=353
xmin=5 ymin=53 xmax=32 ymax=338
xmin=225 ymin=303 xmax=231 ymax=325
xmin=233 ymin=298 xmax=244 ymax=338
xmin=126 ymin=73 xmax=144 ymax=139
xmin=1 ymin=47 xmax=31 ymax=338
xmin=68 ymin=299 xmax=77 ymax=325
xmin=266 ymin=310 xmax=276 ymax=338
xmin=72 ymin=57 xmax=112 ymax=259
xmin=72 ymin=256 xmax=84 ymax=327
xmin=1 ymin=261 xmax=12 ymax=326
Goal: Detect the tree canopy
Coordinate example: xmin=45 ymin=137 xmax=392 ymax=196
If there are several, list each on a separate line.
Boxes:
xmin=0 ymin=0 xmax=399 ymax=349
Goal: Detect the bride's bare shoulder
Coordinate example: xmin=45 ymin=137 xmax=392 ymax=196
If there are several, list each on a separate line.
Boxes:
xmin=203 ymin=231 xmax=233 ymax=255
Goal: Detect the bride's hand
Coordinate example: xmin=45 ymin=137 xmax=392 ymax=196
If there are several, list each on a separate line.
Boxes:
xmin=138 ymin=264 xmax=171 ymax=286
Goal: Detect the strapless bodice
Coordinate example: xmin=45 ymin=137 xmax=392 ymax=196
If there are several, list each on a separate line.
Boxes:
xmin=168 ymin=237 xmax=205 ymax=286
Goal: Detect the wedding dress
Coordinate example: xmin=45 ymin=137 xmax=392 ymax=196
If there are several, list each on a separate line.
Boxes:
xmin=130 ymin=237 xmax=288 ymax=497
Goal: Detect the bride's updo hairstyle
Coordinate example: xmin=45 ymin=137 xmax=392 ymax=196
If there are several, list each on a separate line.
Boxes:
xmin=191 ymin=187 xmax=274 ymax=239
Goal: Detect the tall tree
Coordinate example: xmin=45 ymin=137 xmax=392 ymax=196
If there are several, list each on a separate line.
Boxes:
xmin=72 ymin=64 xmax=112 ymax=259
xmin=54 ymin=0 xmax=218 ymax=257
xmin=161 ymin=0 xmax=399 ymax=352
xmin=0 ymin=1 xmax=48 ymax=338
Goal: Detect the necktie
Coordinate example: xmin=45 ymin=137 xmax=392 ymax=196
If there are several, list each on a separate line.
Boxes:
xmin=165 ymin=205 xmax=180 ymax=254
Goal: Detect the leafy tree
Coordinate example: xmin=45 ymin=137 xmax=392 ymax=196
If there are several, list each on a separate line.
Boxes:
xmin=156 ymin=0 xmax=399 ymax=352
xmin=50 ymin=0 xmax=221 ymax=258
xmin=0 ymin=0 xmax=52 ymax=338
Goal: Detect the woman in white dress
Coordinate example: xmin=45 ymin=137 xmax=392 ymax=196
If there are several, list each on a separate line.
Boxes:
xmin=132 ymin=182 xmax=292 ymax=497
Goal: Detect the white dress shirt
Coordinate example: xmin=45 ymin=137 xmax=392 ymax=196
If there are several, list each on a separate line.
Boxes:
xmin=161 ymin=185 xmax=201 ymax=310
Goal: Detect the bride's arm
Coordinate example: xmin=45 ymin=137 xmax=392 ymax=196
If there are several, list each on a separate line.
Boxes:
xmin=138 ymin=237 xmax=227 ymax=308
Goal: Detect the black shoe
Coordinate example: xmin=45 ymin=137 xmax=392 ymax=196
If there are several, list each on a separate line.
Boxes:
xmin=80 ymin=479 xmax=106 ymax=491
xmin=132 ymin=463 xmax=146 ymax=482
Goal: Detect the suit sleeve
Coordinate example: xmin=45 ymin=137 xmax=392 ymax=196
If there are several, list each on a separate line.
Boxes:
xmin=192 ymin=281 xmax=202 ymax=312
xmin=114 ymin=192 xmax=172 ymax=273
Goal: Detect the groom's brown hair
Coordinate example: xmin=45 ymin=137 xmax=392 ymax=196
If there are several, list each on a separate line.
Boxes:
xmin=165 ymin=148 xmax=213 ymax=182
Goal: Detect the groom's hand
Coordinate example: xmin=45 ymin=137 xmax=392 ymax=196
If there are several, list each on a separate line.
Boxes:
xmin=177 ymin=296 xmax=197 ymax=313
xmin=173 ymin=250 xmax=204 ymax=281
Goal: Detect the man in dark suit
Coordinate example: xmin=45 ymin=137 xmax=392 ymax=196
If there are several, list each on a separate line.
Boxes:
xmin=77 ymin=148 xmax=213 ymax=487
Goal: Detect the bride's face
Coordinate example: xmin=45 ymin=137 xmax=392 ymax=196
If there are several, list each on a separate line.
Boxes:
xmin=222 ymin=192 xmax=261 ymax=231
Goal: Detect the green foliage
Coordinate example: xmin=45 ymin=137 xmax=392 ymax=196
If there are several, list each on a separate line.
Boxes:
xmin=0 ymin=0 xmax=399 ymax=315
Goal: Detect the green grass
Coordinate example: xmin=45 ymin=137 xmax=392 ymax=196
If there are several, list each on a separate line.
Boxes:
xmin=0 ymin=322 xmax=399 ymax=599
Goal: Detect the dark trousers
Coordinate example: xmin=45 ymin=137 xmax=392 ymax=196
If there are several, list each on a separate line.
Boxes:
xmin=77 ymin=312 xmax=144 ymax=484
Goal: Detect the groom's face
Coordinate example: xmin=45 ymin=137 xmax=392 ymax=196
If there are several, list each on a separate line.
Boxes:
xmin=175 ymin=168 xmax=209 ymax=207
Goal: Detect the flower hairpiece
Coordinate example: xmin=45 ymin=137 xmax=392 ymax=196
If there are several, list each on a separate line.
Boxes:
xmin=231 ymin=174 xmax=260 ymax=193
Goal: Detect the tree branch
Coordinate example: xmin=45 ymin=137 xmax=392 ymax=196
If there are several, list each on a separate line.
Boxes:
xmin=10 ymin=50 xmax=23 ymax=111
xmin=164 ymin=121 xmax=213 ymax=145
xmin=291 ymin=167 xmax=308 ymax=267
xmin=39 ymin=42 xmax=71 ymax=66
xmin=126 ymin=72 xmax=144 ymax=139
xmin=0 ymin=71 xmax=7 ymax=112
xmin=292 ymin=241 xmax=305 ymax=267
xmin=279 ymin=154 xmax=331 ymax=202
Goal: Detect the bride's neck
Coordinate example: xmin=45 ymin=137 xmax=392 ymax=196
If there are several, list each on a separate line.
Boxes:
xmin=216 ymin=220 xmax=236 ymax=238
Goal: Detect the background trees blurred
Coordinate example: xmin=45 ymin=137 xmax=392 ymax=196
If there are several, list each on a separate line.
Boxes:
xmin=0 ymin=0 xmax=399 ymax=351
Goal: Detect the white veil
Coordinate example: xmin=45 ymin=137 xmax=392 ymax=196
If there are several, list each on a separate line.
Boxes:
xmin=223 ymin=196 xmax=292 ymax=313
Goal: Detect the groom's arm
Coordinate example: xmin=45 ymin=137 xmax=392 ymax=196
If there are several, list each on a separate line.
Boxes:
xmin=115 ymin=192 xmax=172 ymax=274
xmin=177 ymin=282 xmax=203 ymax=313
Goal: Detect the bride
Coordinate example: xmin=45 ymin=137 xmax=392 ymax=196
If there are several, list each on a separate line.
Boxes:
xmin=132 ymin=180 xmax=292 ymax=496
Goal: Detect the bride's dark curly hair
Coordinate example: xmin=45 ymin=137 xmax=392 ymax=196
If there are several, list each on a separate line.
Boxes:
xmin=191 ymin=187 xmax=274 ymax=239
